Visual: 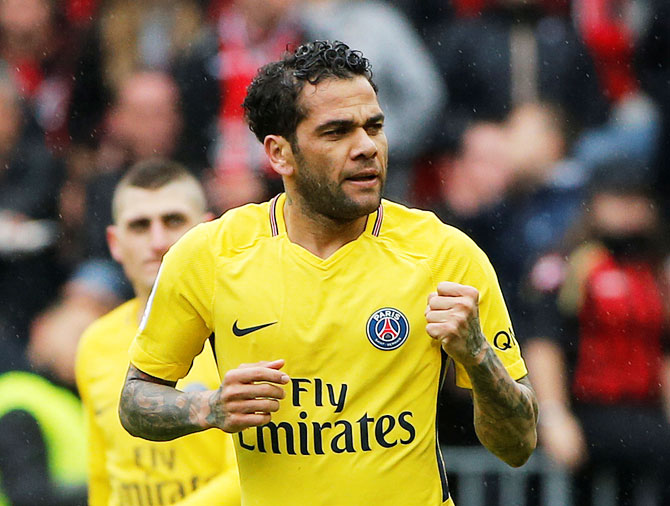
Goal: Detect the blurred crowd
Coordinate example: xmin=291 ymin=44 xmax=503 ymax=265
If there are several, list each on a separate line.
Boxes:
xmin=0 ymin=0 xmax=669 ymax=504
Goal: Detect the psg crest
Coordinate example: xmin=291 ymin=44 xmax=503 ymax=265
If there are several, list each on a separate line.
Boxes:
xmin=366 ymin=308 xmax=410 ymax=351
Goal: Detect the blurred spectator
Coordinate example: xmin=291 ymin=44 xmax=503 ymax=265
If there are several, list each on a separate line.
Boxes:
xmin=0 ymin=75 xmax=64 ymax=360
xmin=0 ymin=296 xmax=87 ymax=506
xmin=524 ymin=163 xmax=670 ymax=505
xmin=496 ymin=102 xmax=586 ymax=330
xmin=0 ymin=0 xmax=80 ymax=151
xmin=63 ymin=0 xmax=101 ymax=29
xmin=426 ymin=0 xmax=609 ymax=150
xmin=301 ymin=0 xmax=446 ymax=202
xmin=28 ymin=259 xmax=124 ymax=387
xmin=0 ymin=372 xmax=87 ymax=506
xmin=573 ymin=0 xmax=641 ymax=103
xmin=429 ymin=121 xmax=515 ymax=258
xmin=68 ymin=0 xmax=208 ymax=165
xmin=202 ymin=0 xmax=302 ymax=212
xmin=81 ymin=70 xmax=184 ymax=260
xmin=433 ymin=103 xmax=585 ymax=332
xmin=570 ymin=0 xmax=660 ymax=176
xmin=383 ymin=0 xmax=453 ymax=40
xmin=636 ymin=0 xmax=670 ymax=218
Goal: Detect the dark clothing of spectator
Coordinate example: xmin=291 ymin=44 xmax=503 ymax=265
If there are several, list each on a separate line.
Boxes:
xmin=67 ymin=4 xmax=212 ymax=173
xmin=387 ymin=0 xmax=453 ymax=35
xmin=0 ymin=134 xmax=65 ymax=346
xmin=0 ymin=371 xmax=87 ymax=506
xmin=172 ymin=30 xmax=221 ymax=175
xmin=427 ymin=9 xmax=609 ymax=149
xmin=83 ymin=170 xmax=123 ymax=259
xmin=0 ymin=134 xmax=63 ymax=219
xmin=0 ymin=411 xmax=87 ymax=506
xmin=67 ymin=26 xmax=110 ymax=150
xmin=636 ymin=1 xmax=670 ymax=217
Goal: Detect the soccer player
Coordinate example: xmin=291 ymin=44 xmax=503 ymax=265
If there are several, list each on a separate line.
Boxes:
xmin=75 ymin=159 xmax=240 ymax=506
xmin=119 ymin=41 xmax=538 ymax=505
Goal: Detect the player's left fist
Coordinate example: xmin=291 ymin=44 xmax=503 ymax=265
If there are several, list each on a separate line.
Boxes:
xmin=425 ymin=281 xmax=488 ymax=366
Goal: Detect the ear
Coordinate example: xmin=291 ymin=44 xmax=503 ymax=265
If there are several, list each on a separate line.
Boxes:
xmin=264 ymin=135 xmax=295 ymax=177
xmin=106 ymin=225 xmax=123 ymax=263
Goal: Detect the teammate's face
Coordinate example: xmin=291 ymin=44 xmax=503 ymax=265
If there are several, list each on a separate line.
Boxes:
xmin=289 ymin=76 xmax=388 ymax=221
xmin=107 ymin=181 xmax=205 ymax=298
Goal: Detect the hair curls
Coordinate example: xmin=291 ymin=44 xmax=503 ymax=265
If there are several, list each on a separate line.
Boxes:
xmin=243 ymin=40 xmax=377 ymax=144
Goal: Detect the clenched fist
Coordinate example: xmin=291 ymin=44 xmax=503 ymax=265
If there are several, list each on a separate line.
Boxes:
xmin=425 ymin=281 xmax=489 ymax=366
xmin=210 ymin=359 xmax=290 ymax=433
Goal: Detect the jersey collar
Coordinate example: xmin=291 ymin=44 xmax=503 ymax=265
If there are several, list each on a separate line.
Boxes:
xmin=268 ymin=193 xmax=384 ymax=238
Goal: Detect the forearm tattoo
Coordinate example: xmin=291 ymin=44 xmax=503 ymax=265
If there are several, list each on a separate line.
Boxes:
xmin=466 ymin=347 xmax=539 ymax=464
xmin=119 ymin=365 xmax=217 ymax=441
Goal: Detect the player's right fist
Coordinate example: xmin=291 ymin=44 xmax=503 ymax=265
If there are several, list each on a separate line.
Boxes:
xmin=425 ymin=281 xmax=487 ymax=367
xmin=210 ymin=359 xmax=289 ymax=433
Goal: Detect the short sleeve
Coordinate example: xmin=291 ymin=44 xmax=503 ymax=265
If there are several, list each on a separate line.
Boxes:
xmin=129 ymin=223 xmax=216 ymax=382
xmin=432 ymin=230 xmax=528 ymax=388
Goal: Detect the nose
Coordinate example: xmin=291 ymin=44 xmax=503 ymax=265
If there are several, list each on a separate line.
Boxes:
xmin=149 ymin=221 xmax=171 ymax=255
xmin=350 ymin=128 xmax=378 ymax=160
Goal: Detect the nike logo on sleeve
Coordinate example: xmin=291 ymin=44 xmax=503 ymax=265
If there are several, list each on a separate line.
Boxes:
xmin=232 ymin=320 xmax=278 ymax=337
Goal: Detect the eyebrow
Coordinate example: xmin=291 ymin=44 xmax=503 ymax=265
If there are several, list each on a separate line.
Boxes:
xmin=315 ymin=113 xmax=385 ymax=134
xmin=124 ymin=211 xmax=187 ymax=226
xmin=126 ymin=217 xmax=150 ymax=228
xmin=365 ymin=113 xmax=385 ymax=126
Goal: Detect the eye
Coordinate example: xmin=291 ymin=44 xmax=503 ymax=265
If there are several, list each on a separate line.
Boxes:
xmin=366 ymin=122 xmax=384 ymax=134
xmin=324 ymin=127 xmax=347 ymax=137
xmin=127 ymin=219 xmax=150 ymax=233
xmin=163 ymin=213 xmax=187 ymax=228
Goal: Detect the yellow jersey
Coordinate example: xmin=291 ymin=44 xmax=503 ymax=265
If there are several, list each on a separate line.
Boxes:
xmin=130 ymin=195 xmax=527 ymax=506
xmin=76 ymin=298 xmax=240 ymax=506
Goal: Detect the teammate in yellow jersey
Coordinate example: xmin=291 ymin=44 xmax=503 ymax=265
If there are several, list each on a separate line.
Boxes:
xmin=75 ymin=159 xmax=240 ymax=506
xmin=119 ymin=41 xmax=538 ymax=505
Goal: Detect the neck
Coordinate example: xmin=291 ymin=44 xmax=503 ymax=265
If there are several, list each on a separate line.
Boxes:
xmin=283 ymin=195 xmax=369 ymax=260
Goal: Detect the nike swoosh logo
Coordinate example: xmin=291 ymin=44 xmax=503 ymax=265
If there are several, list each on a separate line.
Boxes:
xmin=232 ymin=320 xmax=277 ymax=337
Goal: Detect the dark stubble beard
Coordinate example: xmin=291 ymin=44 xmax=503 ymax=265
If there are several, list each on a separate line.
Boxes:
xmin=292 ymin=147 xmax=384 ymax=223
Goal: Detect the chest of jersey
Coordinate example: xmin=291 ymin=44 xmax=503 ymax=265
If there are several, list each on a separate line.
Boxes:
xmin=214 ymin=235 xmax=443 ymax=440
xmin=210 ymin=233 xmax=451 ymax=504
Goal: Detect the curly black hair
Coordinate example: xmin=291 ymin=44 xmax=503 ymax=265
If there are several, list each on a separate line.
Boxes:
xmin=243 ymin=40 xmax=377 ymax=144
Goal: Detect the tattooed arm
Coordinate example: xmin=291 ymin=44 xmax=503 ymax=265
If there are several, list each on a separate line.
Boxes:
xmin=465 ymin=352 xmax=538 ymax=467
xmin=119 ymin=360 xmax=289 ymax=441
xmin=426 ymin=282 xmax=538 ymax=467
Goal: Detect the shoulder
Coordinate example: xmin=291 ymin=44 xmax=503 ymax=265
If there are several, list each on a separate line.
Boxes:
xmin=76 ymin=300 xmax=138 ymax=375
xmin=79 ymin=300 xmax=137 ymax=345
xmin=380 ymin=200 xmax=485 ymax=262
xmin=168 ymin=200 xmax=275 ymax=262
